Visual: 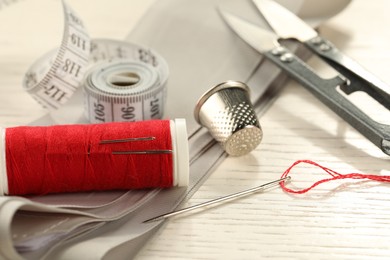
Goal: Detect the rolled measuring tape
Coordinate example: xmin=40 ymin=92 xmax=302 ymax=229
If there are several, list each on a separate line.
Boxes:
xmin=83 ymin=40 xmax=168 ymax=123
xmin=22 ymin=0 xmax=169 ymax=123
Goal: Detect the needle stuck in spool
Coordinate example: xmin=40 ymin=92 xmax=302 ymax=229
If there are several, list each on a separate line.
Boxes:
xmin=99 ymin=136 xmax=172 ymax=155
xmin=99 ymin=136 xmax=155 ymax=144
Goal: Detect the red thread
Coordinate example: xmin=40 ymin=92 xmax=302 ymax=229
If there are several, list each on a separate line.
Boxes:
xmin=5 ymin=120 xmax=173 ymax=195
xmin=280 ymin=160 xmax=390 ymax=194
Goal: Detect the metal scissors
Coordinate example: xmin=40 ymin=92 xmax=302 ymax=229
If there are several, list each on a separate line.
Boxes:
xmin=220 ymin=0 xmax=390 ymax=156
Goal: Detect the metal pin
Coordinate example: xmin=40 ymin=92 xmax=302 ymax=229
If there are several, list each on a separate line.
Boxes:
xmin=112 ymin=150 xmax=172 ymax=155
xmin=99 ymin=136 xmax=155 ymax=144
xmin=143 ymin=176 xmax=291 ymax=223
xmin=97 ymin=136 xmax=171 ymax=155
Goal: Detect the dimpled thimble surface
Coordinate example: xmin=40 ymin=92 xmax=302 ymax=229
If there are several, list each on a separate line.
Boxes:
xmin=194 ymin=81 xmax=263 ymax=156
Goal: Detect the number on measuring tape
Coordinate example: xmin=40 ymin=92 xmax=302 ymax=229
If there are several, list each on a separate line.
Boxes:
xmin=150 ymin=98 xmax=160 ymax=118
xmin=121 ymin=106 xmax=136 ymax=121
xmin=62 ymin=59 xmax=82 ymax=77
xmin=43 ymin=85 xmax=68 ymax=103
xmin=93 ymin=103 xmax=106 ymax=122
xmin=70 ymin=33 xmax=87 ymax=51
xmin=138 ymin=48 xmax=158 ymax=67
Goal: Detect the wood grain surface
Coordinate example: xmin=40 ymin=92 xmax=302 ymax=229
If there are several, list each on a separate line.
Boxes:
xmin=0 ymin=1 xmax=389 ymax=259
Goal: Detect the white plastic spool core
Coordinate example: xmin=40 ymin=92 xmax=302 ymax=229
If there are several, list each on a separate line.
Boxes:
xmin=171 ymin=119 xmax=189 ymax=187
xmin=0 ymin=128 xmax=7 ymax=195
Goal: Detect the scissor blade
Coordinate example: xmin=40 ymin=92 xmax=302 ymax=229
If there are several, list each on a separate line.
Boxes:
xmin=253 ymin=0 xmax=317 ymax=42
xmin=220 ymin=10 xmax=278 ymax=53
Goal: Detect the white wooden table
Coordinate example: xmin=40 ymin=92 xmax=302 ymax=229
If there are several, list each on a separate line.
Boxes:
xmin=1 ymin=1 xmax=390 ymax=259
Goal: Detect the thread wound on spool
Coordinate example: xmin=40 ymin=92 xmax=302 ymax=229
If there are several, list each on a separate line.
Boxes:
xmin=4 ymin=120 xmax=187 ymax=195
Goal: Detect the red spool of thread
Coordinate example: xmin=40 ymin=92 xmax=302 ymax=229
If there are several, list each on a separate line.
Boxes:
xmin=0 ymin=119 xmax=189 ymax=195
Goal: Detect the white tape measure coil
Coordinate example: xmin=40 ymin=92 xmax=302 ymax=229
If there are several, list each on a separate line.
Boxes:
xmin=84 ymin=57 xmax=168 ymax=123
xmin=21 ymin=0 xmax=169 ymax=123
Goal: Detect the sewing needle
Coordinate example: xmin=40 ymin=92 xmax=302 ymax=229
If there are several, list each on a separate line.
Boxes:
xmin=99 ymin=136 xmax=155 ymax=144
xmin=98 ymin=136 xmax=172 ymax=155
xmin=143 ymin=176 xmax=291 ymax=223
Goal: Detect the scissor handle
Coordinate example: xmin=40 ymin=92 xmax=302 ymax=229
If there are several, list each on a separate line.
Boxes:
xmin=305 ymin=36 xmax=390 ymax=111
xmin=264 ymin=47 xmax=390 ymax=155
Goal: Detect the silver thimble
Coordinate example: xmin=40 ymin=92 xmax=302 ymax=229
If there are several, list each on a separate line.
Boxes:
xmin=194 ymin=81 xmax=263 ymax=156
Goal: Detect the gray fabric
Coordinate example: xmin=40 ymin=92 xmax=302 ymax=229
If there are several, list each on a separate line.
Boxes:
xmin=14 ymin=0 xmax=312 ymax=258
xmin=42 ymin=0 xmax=297 ymax=259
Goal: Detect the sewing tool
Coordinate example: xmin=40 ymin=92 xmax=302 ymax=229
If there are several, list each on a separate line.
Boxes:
xmin=144 ymin=176 xmax=290 ymax=223
xmin=83 ymin=57 xmax=168 ymax=123
xmin=194 ymin=80 xmax=263 ymax=156
xmin=220 ymin=5 xmax=390 ymax=156
xmin=22 ymin=0 xmax=169 ymax=123
xmin=0 ymin=119 xmax=189 ymax=195
xmin=144 ymin=157 xmax=390 ymax=223
xmin=98 ymin=136 xmax=173 ymax=154
xmin=23 ymin=0 xmax=90 ymax=109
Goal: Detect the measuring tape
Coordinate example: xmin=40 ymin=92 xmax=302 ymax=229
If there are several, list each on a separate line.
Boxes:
xmin=21 ymin=0 xmax=168 ymax=123
xmin=23 ymin=0 xmax=90 ymax=110
xmin=84 ymin=40 xmax=168 ymax=123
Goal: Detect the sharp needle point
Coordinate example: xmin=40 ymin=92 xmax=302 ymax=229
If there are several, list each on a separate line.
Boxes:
xmin=143 ymin=176 xmax=291 ymax=223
